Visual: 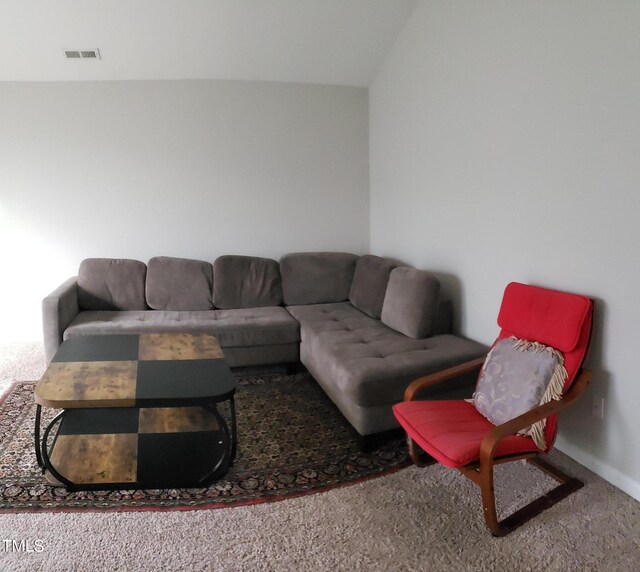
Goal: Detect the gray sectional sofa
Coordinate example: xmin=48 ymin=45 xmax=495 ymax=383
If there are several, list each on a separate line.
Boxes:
xmin=43 ymin=253 xmax=487 ymax=439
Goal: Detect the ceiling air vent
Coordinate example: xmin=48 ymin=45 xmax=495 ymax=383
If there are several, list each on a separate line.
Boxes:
xmin=64 ymin=49 xmax=101 ymax=60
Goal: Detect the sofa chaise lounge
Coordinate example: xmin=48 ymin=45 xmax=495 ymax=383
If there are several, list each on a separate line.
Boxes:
xmin=43 ymin=253 xmax=487 ymax=440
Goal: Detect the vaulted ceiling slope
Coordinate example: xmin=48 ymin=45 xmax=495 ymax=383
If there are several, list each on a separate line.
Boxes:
xmin=0 ymin=0 xmax=416 ymax=86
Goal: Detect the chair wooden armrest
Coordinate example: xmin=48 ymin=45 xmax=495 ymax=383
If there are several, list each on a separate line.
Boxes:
xmin=404 ymin=356 xmax=487 ymax=401
xmin=479 ymin=368 xmax=592 ymax=464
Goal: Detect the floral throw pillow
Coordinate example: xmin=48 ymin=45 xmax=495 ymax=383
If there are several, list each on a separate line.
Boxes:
xmin=472 ymin=337 xmax=568 ymax=449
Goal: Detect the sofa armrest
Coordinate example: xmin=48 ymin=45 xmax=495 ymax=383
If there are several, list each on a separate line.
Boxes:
xmin=42 ymin=277 xmax=79 ymax=363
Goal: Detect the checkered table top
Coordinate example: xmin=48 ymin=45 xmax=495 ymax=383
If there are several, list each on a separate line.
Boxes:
xmin=35 ymin=333 xmax=236 ymax=409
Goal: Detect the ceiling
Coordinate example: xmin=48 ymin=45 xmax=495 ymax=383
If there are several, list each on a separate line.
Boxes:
xmin=0 ymin=0 xmax=416 ymax=86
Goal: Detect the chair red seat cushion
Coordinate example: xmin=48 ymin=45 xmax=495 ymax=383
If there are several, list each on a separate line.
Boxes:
xmin=392 ymin=400 xmax=540 ymax=468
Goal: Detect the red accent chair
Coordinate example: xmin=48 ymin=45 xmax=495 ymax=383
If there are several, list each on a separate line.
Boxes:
xmin=393 ymin=282 xmax=594 ymax=536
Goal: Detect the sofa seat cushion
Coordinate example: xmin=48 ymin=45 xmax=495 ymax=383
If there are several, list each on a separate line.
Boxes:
xmin=64 ymin=307 xmax=299 ymax=349
xmin=288 ymin=303 xmax=487 ymax=407
xmin=146 ymin=257 xmax=213 ymax=311
xmin=287 ymin=302 xmax=382 ymax=337
xmin=213 ymin=255 xmax=282 ymax=309
xmin=212 ymin=308 xmax=299 ymax=347
xmin=392 ymin=400 xmax=539 ymax=468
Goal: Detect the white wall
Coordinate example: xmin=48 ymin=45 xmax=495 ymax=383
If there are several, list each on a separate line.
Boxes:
xmin=0 ymin=79 xmax=369 ymax=342
xmin=370 ymin=1 xmax=640 ymax=499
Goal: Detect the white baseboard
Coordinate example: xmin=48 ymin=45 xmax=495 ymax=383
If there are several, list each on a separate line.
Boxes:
xmin=556 ymin=439 xmax=640 ymax=502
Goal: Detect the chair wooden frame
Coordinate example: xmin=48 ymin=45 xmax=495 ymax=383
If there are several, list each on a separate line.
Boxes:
xmin=404 ymin=358 xmax=592 ymax=537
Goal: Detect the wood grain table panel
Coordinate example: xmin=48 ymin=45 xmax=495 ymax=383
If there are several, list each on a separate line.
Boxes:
xmin=48 ymin=433 xmax=138 ymax=484
xmin=138 ymin=333 xmax=224 ymax=361
xmin=138 ymin=407 xmax=220 ymax=433
xmin=35 ymin=361 xmax=137 ymax=408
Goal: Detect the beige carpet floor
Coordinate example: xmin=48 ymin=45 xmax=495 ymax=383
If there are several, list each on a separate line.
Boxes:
xmin=0 ymin=343 xmax=639 ymax=572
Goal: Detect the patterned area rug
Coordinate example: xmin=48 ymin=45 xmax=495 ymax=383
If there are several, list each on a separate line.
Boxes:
xmin=0 ymin=372 xmax=408 ymax=512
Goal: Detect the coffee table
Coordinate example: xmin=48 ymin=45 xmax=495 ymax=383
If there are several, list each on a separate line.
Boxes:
xmin=34 ymin=333 xmax=237 ymax=491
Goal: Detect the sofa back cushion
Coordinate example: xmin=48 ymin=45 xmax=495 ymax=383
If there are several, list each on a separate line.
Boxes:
xmin=146 ymin=256 xmax=213 ymax=311
xmin=381 ymin=267 xmax=441 ymax=338
xmin=78 ymin=258 xmax=147 ymax=311
xmin=280 ymin=252 xmax=358 ymax=306
xmin=348 ymin=255 xmax=397 ymax=319
xmin=213 ymin=255 xmax=282 ymax=309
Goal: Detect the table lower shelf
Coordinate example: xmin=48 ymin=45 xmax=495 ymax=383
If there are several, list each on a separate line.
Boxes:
xmin=41 ymin=406 xmax=230 ymax=490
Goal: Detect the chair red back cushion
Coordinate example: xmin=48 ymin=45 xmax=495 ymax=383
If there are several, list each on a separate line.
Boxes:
xmin=491 ymin=282 xmax=593 ymax=450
